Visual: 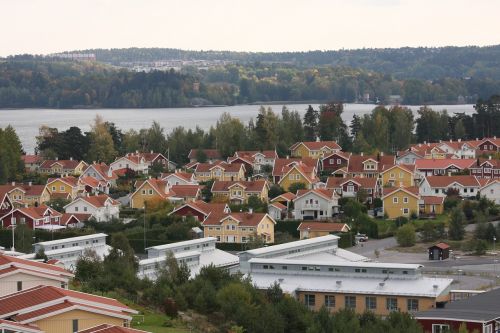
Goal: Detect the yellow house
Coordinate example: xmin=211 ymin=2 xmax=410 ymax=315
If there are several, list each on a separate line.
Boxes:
xmin=202 ymin=212 xmax=276 ymax=243
xmin=39 ymin=159 xmax=88 ymax=176
xmin=420 ymin=196 xmax=445 ymax=215
xmin=0 ymin=285 xmax=138 ymax=333
xmin=0 ymin=184 xmax=50 ymax=208
xmin=380 ymin=164 xmax=415 ymax=188
xmin=194 ymin=162 xmax=246 ymax=182
xmin=47 ymin=176 xmax=84 ymax=200
xmin=278 ymin=163 xmax=318 ymax=192
xmin=130 ymin=178 xmax=170 ymax=209
xmin=211 ymin=180 xmax=269 ymax=204
xmin=290 ymin=141 xmax=342 ymax=159
xmin=382 ymin=186 xmax=420 ymax=219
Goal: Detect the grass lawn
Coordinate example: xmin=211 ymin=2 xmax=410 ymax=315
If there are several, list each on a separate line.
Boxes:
xmin=132 ymin=312 xmax=191 ymax=333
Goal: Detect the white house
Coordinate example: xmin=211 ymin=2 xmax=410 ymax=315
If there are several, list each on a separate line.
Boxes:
xmin=138 ymin=237 xmax=239 ymax=279
xmin=80 ymin=163 xmax=118 ymax=186
xmin=64 ymin=194 xmax=120 ymax=222
xmin=110 ymin=155 xmax=149 ymax=174
xmin=268 ymin=202 xmax=286 ymax=221
xmin=419 ymin=175 xmax=481 ymax=198
xmin=479 ymin=180 xmax=500 ymax=204
xmin=438 ymin=140 xmax=477 ymax=159
xmin=161 ymin=171 xmax=198 ymax=187
xmin=28 ymin=233 xmax=110 ymax=270
xmin=293 ymin=189 xmax=339 ymax=220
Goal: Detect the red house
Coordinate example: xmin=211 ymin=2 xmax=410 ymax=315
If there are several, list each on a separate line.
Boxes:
xmin=325 ymin=176 xmax=379 ymax=204
xmin=169 ymin=200 xmax=230 ymax=222
xmin=320 ymin=151 xmax=351 ymax=172
xmin=0 ymin=189 xmax=14 ymax=217
xmin=416 ymin=287 xmax=500 ymax=333
xmin=0 ymin=205 xmax=62 ymax=229
xmin=477 ymin=137 xmax=500 ymax=152
xmin=470 ymin=158 xmax=500 ymax=179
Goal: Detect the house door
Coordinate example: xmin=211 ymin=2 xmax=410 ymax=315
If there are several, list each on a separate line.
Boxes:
xmin=314 ymin=211 xmax=318 ymax=219
xmin=433 ymin=249 xmax=440 ymax=260
xmin=226 ymin=235 xmax=236 ymax=243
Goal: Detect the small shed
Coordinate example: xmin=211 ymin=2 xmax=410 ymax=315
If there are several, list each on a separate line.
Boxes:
xmin=428 ymin=242 xmax=450 ymax=260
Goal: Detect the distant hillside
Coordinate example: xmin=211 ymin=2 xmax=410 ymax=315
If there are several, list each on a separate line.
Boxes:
xmin=63 ymin=45 xmax=500 ymax=80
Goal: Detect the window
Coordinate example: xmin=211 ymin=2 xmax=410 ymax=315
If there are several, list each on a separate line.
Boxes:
xmin=337 ymin=159 xmax=341 ymax=164
xmin=403 ymin=208 xmax=409 ymax=215
xmin=75 ymin=207 xmax=78 ymax=212
xmin=61 ymin=282 xmax=67 ymax=289
xmin=289 ymin=174 xmax=294 ymax=180
xmin=407 ymin=299 xmax=419 ymax=311
xmin=72 ymin=319 xmax=79 ymax=333
xmin=60 ymin=186 xmax=65 ymax=191
xmin=282 ymin=266 xmax=288 ymax=270
xmin=242 ymin=237 xmax=247 ymax=243
xmin=216 ymin=236 xmax=220 ymax=242
xmin=432 ymin=324 xmax=450 ymax=333
xmin=52 ymin=186 xmax=56 ymax=191
xmin=484 ymin=324 xmax=493 ymax=333
xmin=142 ymin=190 xmax=146 ymax=195
xmin=386 ymin=298 xmax=398 ymax=311
xmin=390 ymin=173 xmax=395 ymax=178
xmin=325 ymin=295 xmax=335 ymax=308
xmin=17 ymin=281 xmax=22 ymax=291
xmin=84 ymin=207 xmax=88 ymax=212
xmin=304 ymin=294 xmax=315 ymax=307
xmin=393 ymin=197 xmax=398 ymax=203
xmin=345 ymin=296 xmax=356 ymax=309
xmin=403 ymin=197 xmax=408 ymax=203
xmin=148 ymin=189 xmax=153 ymax=195
xmin=347 ymin=185 xmax=354 ymax=192
xmin=296 ymin=174 xmax=300 ymax=180
xmin=329 ymin=159 xmax=334 ymax=165
xmin=399 ymin=172 xmax=404 ymax=178
xmin=365 ymin=297 xmax=376 ymax=310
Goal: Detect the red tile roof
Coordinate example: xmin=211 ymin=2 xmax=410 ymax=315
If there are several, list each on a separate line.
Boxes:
xmin=84 ymin=163 xmax=118 ymax=181
xmin=79 ymin=324 xmax=150 ymax=333
xmin=272 ymin=158 xmax=317 ymax=177
xmin=0 ymin=184 xmax=46 ymax=197
xmin=79 ymin=194 xmax=120 ymax=208
xmin=21 ymin=155 xmax=42 ymax=164
xmin=295 ymin=188 xmax=336 ymax=201
xmin=421 ymin=196 xmax=445 ymax=205
xmin=433 ymin=242 xmax=450 ymax=250
xmin=269 ymin=202 xmax=287 ymax=210
xmin=195 ymin=162 xmax=245 ymax=173
xmin=39 ymin=159 xmax=84 ymax=170
xmin=0 ymin=319 xmax=42 ymax=333
xmin=326 ymin=176 xmax=378 ymax=189
xmin=10 ymin=205 xmax=62 ymax=220
xmin=425 ymin=175 xmax=480 ymax=187
xmin=0 ymin=285 xmax=136 ymax=321
xmin=134 ymin=179 xmax=170 ymax=199
xmin=347 ymin=154 xmax=395 ymax=173
xmin=271 ymin=192 xmax=296 ymax=202
xmin=0 ymin=253 xmax=73 ymax=277
xmin=297 ymin=222 xmax=349 ymax=232
xmin=188 ymin=149 xmax=221 ymax=160
xmin=61 ymin=213 xmax=91 ymax=225
xmin=161 ymin=172 xmax=194 ymax=183
xmin=170 ymin=200 xmax=230 ymax=218
xmin=415 ymin=159 xmax=476 ymax=170
xmin=47 ymin=176 xmax=80 ymax=187
xmin=170 ymin=185 xmax=201 ymax=198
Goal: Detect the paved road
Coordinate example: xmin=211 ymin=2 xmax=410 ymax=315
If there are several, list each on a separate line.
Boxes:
xmin=464 ymin=220 xmax=499 ymax=232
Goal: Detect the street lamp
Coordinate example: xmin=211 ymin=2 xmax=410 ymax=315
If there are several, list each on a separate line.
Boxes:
xmin=143 ymin=203 xmax=147 ymax=251
xmin=11 ymin=211 xmax=15 ymax=252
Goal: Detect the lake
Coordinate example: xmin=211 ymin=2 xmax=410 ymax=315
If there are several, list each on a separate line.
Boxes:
xmin=0 ymin=104 xmax=475 ymax=153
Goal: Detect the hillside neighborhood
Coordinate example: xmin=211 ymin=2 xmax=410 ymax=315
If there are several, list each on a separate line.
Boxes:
xmin=1 ymin=118 xmax=500 ymax=333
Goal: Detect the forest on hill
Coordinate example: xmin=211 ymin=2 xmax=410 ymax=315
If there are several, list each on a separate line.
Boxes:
xmin=64 ymin=45 xmax=500 ymax=80
xmin=1 ymin=49 xmax=500 ymax=108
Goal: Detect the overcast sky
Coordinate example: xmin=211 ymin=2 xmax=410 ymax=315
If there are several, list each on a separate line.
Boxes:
xmin=1 ymin=0 xmax=499 ymax=56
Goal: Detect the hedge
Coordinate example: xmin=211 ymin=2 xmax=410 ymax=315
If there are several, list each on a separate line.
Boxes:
xmin=275 ymin=220 xmax=301 ymax=238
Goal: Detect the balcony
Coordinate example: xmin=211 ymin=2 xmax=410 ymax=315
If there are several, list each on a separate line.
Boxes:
xmin=302 ymin=203 xmax=321 ymax=209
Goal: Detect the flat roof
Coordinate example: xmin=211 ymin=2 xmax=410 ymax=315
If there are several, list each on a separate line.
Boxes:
xmin=146 ymin=237 xmax=217 ymax=251
xmin=251 ymin=273 xmax=452 ymax=298
xmin=139 ymin=250 xmax=202 ymax=265
xmin=34 ymin=233 xmax=107 ymax=246
xmin=248 ymin=258 xmax=423 ymax=270
xmin=241 ymin=235 xmax=339 ymax=256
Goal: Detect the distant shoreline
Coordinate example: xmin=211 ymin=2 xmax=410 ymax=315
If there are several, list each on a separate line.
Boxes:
xmin=0 ymin=101 xmax=474 ymax=111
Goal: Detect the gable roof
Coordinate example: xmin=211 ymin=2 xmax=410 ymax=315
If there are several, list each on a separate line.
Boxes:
xmin=278 ymin=162 xmax=318 ymax=184
xmin=0 ymin=285 xmax=137 ymax=323
xmin=195 ymin=162 xmax=245 ymax=173
xmin=211 ymin=180 xmax=268 ymax=192
xmin=21 ymin=155 xmax=42 ymax=164
xmin=0 ymin=184 xmax=47 ymax=197
xmin=290 ymin=141 xmax=341 ymax=151
xmin=39 ymin=159 xmax=86 ymax=170
xmin=79 ymin=324 xmax=151 ymax=333
xmin=170 ymin=185 xmax=202 ymax=198
xmin=83 ymin=163 xmax=118 ymax=181
xmin=421 ymin=196 xmax=445 ymax=205
xmin=0 ymin=319 xmax=43 ymax=333
xmin=347 ymin=154 xmax=396 ymax=173
xmin=382 ymin=186 xmax=420 ymax=199
xmin=270 ymin=192 xmax=296 ymax=202
xmin=272 ymin=158 xmax=318 ymax=177
xmin=170 ymin=200 xmax=230 ymax=219
xmin=1 ymin=205 xmax=62 ymax=221
xmin=297 ymin=222 xmax=350 ymax=232
xmin=67 ymin=195 xmax=120 ymax=209
xmin=415 ymin=158 xmax=476 ymax=170
xmin=0 ymin=253 xmax=74 ymax=279
xmin=47 ymin=176 xmax=80 ymax=188
xmin=425 ymin=175 xmax=481 ymax=188
xmin=295 ymin=189 xmax=336 ymax=201
xmin=325 ymin=176 xmax=378 ymax=189
xmin=202 ymin=212 xmax=275 ymax=227
xmin=133 ymin=179 xmax=170 ymax=199
xmin=161 ymin=172 xmax=195 ymax=183
xmin=321 ymin=151 xmax=351 ymax=161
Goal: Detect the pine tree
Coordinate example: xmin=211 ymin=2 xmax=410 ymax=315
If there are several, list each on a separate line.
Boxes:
xmin=303 ymin=105 xmax=319 ymax=141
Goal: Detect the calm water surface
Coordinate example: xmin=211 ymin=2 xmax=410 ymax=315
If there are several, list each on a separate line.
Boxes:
xmin=0 ymin=104 xmax=475 ymax=153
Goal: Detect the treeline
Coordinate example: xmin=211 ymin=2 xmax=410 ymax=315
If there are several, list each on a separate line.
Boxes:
xmin=64 ymin=45 xmax=500 ymax=80
xmin=2 ymin=58 xmax=500 ymax=107
xmin=31 ymin=96 xmax=500 ymax=172
xmin=73 ymin=233 xmax=424 ymax=333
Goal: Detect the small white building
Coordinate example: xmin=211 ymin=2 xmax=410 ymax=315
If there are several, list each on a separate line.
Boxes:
xmin=419 ymin=175 xmax=481 ymax=198
xmin=64 ymin=194 xmax=120 ymax=222
xmin=293 ymin=189 xmax=339 ymax=220
xmin=268 ymin=202 xmax=287 ymax=221
xmin=138 ymin=237 xmax=238 ymax=280
xmin=161 ymin=172 xmax=198 ymax=187
xmin=479 ymin=180 xmax=500 ymax=204
xmin=30 ymin=233 xmax=110 ymax=270
xmin=110 ymin=155 xmax=149 ymax=174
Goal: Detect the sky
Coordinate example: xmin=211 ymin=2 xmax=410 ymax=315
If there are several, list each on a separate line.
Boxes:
xmin=1 ymin=0 xmax=499 ymax=56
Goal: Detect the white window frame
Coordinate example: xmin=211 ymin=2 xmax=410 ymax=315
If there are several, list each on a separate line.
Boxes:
xmin=393 ymin=197 xmax=398 ymax=203
xmin=432 ymin=324 xmax=450 ymax=333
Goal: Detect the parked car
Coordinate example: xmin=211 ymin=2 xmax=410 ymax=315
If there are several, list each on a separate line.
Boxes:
xmin=355 ymin=233 xmax=369 ymax=242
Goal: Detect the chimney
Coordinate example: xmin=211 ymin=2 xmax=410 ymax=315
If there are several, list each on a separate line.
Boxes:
xmin=418 ymin=143 xmax=422 ymax=147
xmin=458 ymin=139 xmax=461 ymax=143
xmin=489 ymin=155 xmax=492 ymax=160
xmin=248 ymin=208 xmax=253 ymax=214
xmin=136 ymin=150 xmax=139 ymax=154
xmin=150 ymin=150 xmax=153 ymax=154
xmin=476 ymin=138 xmax=479 ymax=141
xmin=28 ymin=181 xmax=32 ymax=186
xmin=424 ymin=141 xmax=427 ymax=145
xmin=11 ymin=181 xmax=15 ymax=186
xmin=380 ymin=152 xmax=384 ymax=157
xmin=70 ymin=157 xmax=73 ymax=161
xmin=55 ymin=157 xmax=59 ymax=161
xmin=360 ymin=152 xmax=364 ymax=156
xmin=286 ymin=155 xmax=289 ymax=159
xmin=336 ymin=280 xmax=342 ymax=286
xmin=316 ymin=136 xmax=320 ymax=142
